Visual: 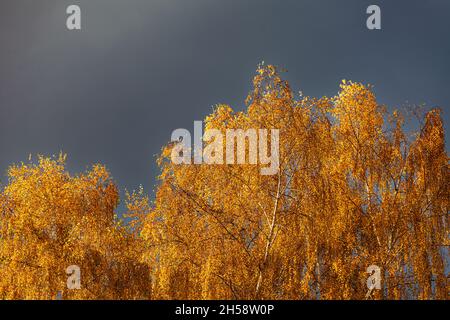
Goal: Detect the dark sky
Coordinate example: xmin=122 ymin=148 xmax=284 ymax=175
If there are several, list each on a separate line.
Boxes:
xmin=1 ymin=0 xmax=449 ymax=207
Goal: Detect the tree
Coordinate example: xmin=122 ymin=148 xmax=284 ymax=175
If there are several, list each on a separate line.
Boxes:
xmin=141 ymin=65 xmax=449 ymax=299
xmin=0 ymin=154 xmax=151 ymax=299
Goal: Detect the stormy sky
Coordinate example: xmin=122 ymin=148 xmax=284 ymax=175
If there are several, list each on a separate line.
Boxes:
xmin=1 ymin=0 xmax=449 ymax=207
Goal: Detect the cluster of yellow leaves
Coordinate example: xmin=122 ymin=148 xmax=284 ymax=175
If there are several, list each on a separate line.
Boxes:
xmin=0 ymin=155 xmax=151 ymax=299
xmin=143 ymin=65 xmax=449 ymax=300
xmin=0 ymin=65 xmax=448 ymax=300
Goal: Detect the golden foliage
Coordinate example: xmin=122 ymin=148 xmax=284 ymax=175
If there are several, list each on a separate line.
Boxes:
xmin=143 ymin=65 xmax=449 ymax=300
xmin=0 ymin=65 xmax=448 ymax=299
xmin=0 ymin=155 xmax=151 ymax=299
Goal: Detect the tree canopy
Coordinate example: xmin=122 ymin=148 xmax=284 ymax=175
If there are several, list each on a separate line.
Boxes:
xmin=0 ymin=65 xmax=448 ymax=299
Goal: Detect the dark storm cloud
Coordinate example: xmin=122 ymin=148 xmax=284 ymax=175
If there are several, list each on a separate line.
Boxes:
xmin=1 ymin=0 xmax=449 ymax=205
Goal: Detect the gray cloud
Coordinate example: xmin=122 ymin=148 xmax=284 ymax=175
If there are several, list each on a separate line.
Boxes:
xmin=1 ymin=0 xmax=449 ymax=207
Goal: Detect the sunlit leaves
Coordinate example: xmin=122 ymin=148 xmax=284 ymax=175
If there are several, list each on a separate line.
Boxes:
xmin=142 ymin=65 xmax=448 ymax=300
xmin=0 ymin=154 xmax=151 ymax=299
